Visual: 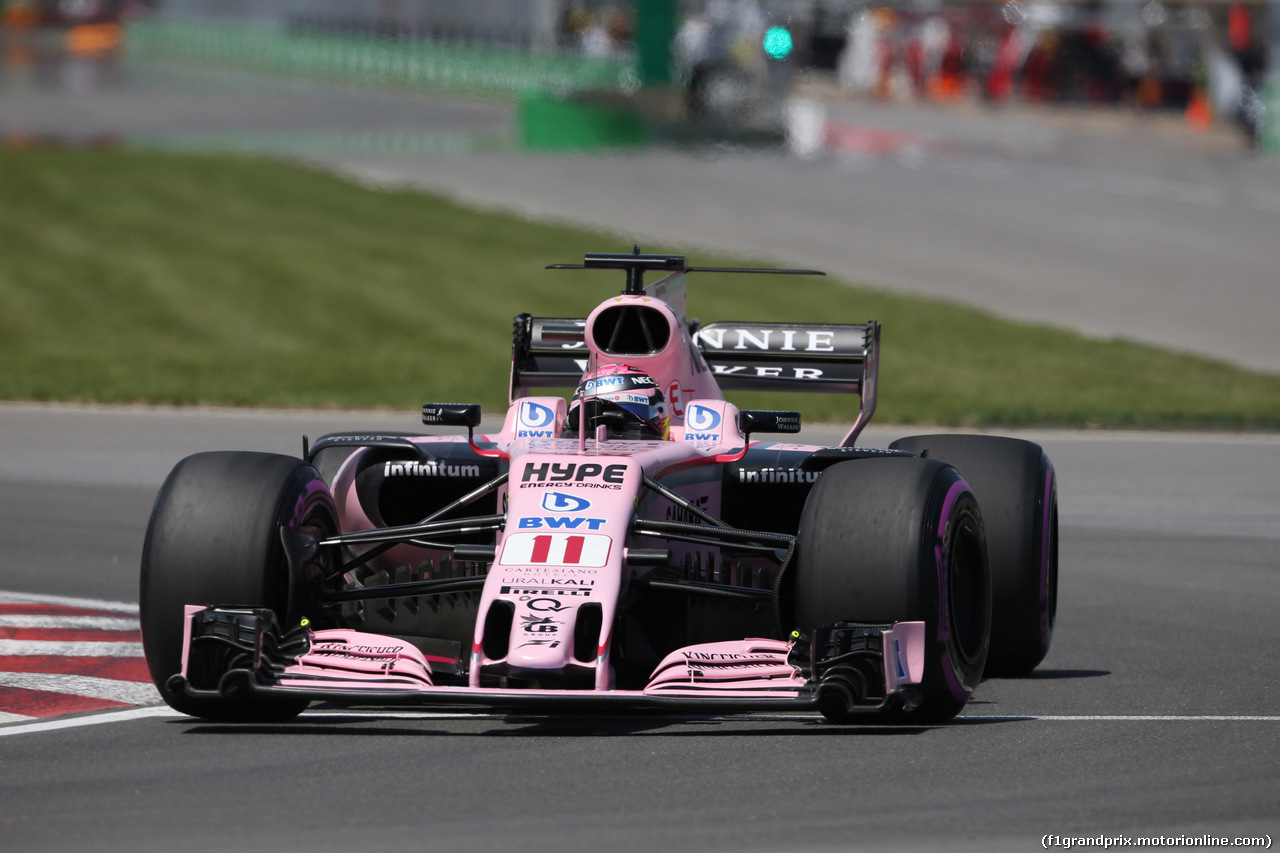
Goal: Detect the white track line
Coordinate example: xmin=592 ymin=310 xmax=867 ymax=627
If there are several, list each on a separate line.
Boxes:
xmin=0 ymin=640 xmax=144 ymax=657
xmin=0 ymin=705 xmax=177 ymax=737
xmin=0 ymin=590 xmax=138 ymax=614
xmin=961 ymin=715 xmax=1280 ymax=722
xmin=2 ymin=707 xmax=1278 ymax=738
xmin=0 ymin=673 xmax=160 ymax=705
xmin=0 ymin=615 xmax=140 ymax=631
xmin=297 ymin=710 xmax=1280 ymax=723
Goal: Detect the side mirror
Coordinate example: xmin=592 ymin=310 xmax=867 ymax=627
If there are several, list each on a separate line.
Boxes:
xmin=738 ymin=410 xmax=801 ymax=435
xmin=421 ymin=403 xmax=482 ymax=428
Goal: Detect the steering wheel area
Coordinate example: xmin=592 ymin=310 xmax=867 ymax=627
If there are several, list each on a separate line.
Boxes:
xmin=564 ymin=398 xmax=665 ymax=440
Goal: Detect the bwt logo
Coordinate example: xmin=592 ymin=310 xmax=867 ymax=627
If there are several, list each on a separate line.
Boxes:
xmin=542 ymin=491 xmax=591 ymax=513
xmin=518 ymin=401 xmax=556 ymax=437
xmin=583 ymin=375 xmax=655 ymax=391
xmin=518 ymin=517 xmax=607 ymax=530
xmin=684 ymin=404 xmax=722 ymax=441
xmin=686 ymin=405 xmax=721 ymax=432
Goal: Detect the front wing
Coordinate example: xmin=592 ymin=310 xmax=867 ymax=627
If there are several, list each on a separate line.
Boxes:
xmin=171 ymin=606 xmax=927 ymax=717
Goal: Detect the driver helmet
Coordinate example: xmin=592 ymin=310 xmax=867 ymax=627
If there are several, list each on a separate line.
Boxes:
xmin=569 ymin=364 xmax=670 ymax=439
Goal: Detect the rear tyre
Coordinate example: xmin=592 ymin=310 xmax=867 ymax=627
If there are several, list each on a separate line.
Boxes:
xmin=140 ymin=451 xmax=338 ymax=721
xmin=889 ymin=435 xmax=1057 ymax=677
xmin=793 ymin=458 xmax=991 ymax=723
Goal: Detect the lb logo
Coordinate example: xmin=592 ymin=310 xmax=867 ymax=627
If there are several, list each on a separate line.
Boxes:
xmin=686 ymin=405 xmax=722 ymax=432
xmin=520 ymin=401 xmax=555 ymax=428
xmin=542 ymin=491 xmax=591 ymax=513
xmin=518 ymin=401 xmax=556 ymax=437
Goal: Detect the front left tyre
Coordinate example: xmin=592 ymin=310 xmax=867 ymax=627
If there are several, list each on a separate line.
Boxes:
xmin=140 ymin=451 xmax=338 ymax=721
xmin=791 ymin=457 xmax=991 ymax=723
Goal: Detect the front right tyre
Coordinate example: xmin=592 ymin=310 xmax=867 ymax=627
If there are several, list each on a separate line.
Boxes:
xmin=140 ymin=451 xmax=338 ymax=721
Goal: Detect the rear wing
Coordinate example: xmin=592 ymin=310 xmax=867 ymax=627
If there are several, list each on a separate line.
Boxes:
xmin=692 ymin=321 xmax=878 ymax=396
xmin=510 ymin=315 xmax=881 ymax=446
xmin=510 ymin=314 xmax=592 ymax=394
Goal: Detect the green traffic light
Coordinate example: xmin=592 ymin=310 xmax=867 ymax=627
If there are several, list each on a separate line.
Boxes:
xmin=763 ymin=26 xmax=793 ymax=60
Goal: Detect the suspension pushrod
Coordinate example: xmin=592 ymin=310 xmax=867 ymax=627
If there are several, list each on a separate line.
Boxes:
xmin=630 ymin=577 xmax=773 ymax=602
xmin=321 ymin=575 xmax=487 ymax=603
xmin=631 ymin=518 xmax=794 ymax=547
xmin=326 ymin=471 xmax=509 ymax=577
xmin=322 ymin=515 xmax=505 ymax=547
xmin=641 ymin=475 xmax=730 ymax=528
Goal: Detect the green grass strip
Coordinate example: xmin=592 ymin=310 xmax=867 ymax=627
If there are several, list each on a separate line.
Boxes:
xmin=3 ymin=149 xmax=1279 ymax=429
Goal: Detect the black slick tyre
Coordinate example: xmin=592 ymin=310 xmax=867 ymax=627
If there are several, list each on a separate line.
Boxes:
xmin=139 ymin=451 xmax=338 ymax=721
xmin=793 ymin=458 xmax=991 ymax=723
xmin=889 ymin=435 xmax=1058 ymax=677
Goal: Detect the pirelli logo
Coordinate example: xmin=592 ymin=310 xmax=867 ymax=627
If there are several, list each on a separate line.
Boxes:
xmin=499 ymin=586 xmax=592 ymax=597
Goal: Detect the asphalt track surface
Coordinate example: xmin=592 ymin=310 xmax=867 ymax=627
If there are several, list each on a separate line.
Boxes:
xmin=1 ymin=406 xmax=1278 ymax=852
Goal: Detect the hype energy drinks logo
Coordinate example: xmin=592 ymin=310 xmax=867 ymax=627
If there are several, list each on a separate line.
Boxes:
xmin=684 ymin=404 xmax=722 ymax=442
xmin=518 ymin=401 xmax=557 ymax=437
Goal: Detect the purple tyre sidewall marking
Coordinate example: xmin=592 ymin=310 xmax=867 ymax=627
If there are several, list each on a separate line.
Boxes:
xmin=935 ymin=477 xmax=972 ymax=703
xmin=291 ymin=477 xmax=334 ymax=526
xmin=1038 ymin=457 xmax=1056 ymax=654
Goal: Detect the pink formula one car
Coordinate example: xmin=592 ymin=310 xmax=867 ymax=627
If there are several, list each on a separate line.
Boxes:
xmin=140 ymin=251 xmax=1058 ymax=724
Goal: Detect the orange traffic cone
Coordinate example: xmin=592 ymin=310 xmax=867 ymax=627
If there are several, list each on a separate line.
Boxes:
xmin=1185 ymin=87 xmax=1213 ymax=130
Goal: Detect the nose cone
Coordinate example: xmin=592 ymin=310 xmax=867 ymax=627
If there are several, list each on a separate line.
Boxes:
xmin=504 ymin=605 xmax=578 ymax=670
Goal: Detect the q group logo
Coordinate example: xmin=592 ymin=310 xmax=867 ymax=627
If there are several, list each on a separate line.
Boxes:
xmin=518 ymin=401 xmax=556 ymax=438
xmin=685 ymin=404 xmax=722 ymax=442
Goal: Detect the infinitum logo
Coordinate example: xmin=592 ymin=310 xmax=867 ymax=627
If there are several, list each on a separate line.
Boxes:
xmin=384 ymin=460 xmax=481 ymax=478
xmin=735 ymin=467 xmax=820 ymax=484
